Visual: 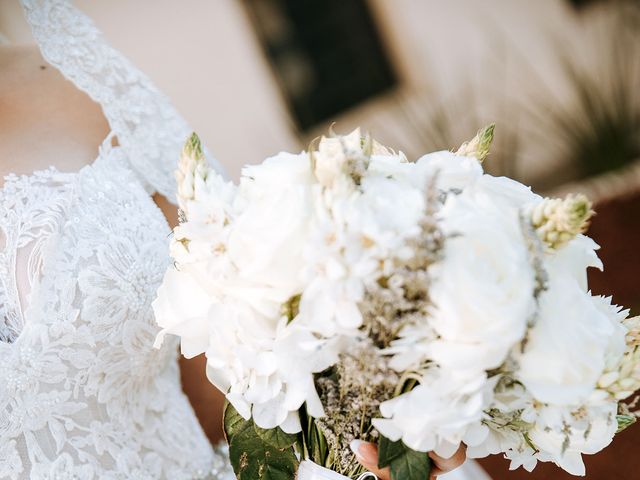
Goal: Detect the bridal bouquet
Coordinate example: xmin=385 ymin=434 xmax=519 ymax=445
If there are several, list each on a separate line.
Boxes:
xmin=153 ymin=127 xmax=640 ymax=479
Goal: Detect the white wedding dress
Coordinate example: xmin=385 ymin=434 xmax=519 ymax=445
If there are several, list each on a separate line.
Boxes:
xmin=0 ymin=2 xmax=491 ymax=480
xmin=0 ymin=1 xmax=234 ymax=478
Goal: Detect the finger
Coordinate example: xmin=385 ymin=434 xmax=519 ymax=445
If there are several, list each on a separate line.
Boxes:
xmin=429 ymin=445 xmax=467 ymax=474
xmin=350 ymin=441 xmax=391 ymax=480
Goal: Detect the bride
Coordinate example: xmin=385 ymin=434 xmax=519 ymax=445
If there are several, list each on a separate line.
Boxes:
xmin=0 ymin=1 xmax=478 ymax=479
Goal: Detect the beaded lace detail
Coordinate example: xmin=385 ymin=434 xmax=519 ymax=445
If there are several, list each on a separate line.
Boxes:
xmin=0 ymin=1 xmax=234 ymax=478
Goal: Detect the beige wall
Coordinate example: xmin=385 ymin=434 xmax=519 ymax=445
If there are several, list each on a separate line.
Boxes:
xmin=0 ymin=0 xmax=628 ymax=184
xmin=0 ymin=0 xmax=298 ymax=180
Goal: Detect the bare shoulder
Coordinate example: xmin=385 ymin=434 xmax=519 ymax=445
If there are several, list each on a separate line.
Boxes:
xmin=0 ymin=45 xmax=110 ymax=184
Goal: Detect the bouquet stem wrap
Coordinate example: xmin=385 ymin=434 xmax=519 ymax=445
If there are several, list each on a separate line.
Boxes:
xmin=297 ymin=461 xmax=377 ymax=480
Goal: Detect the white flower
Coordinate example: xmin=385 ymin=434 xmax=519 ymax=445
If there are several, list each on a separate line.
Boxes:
xmin=313 ymin=129 xmax=364 ymax=187
xmin=598 ymin=305 xmax=638 ymax=399
xmin=466 ymin=379 xmax=538 ymax=460
xmin=428 ymin=185 xmax=536 ymax=374
xmin=412 ymin=151 xmax=483 ymax=192
xmin=373 ymin=368 xmax=490 ymax=458
xmin=516 ymin=273 xmax=619 ymax=406
xmin=546 ymin=234 xmax=602 ymax=291
xmin=592 ymin=296 xmax=629 ymax=374
xmin=298 ymin=276 xmax=365 ymax=336
xmin=473 ymin=174 xmax=541 ymax=209
xmin=471 ymin=375 xmax=618 ymax=476
xmin=204 ymin=303 xmax=339 ymax=433
xmin=227 ymin=152 xmax=314 ymax=303
xmin=504 ymin=448 xmax=539 ymax=473
xmin=184 ymin=169 xmax=236 ymax=225
xmin=170 ymin=221 xmax=231 ymax=267
xmin=528 ymin=401 xmax=617 ymax=476
xmin=355 ymin=174 xmax=425 ymax=250
xmin=172 ymin=167 xmax=236 ymax=267
xmin=152 ymin=266 xmax=213 ymax=358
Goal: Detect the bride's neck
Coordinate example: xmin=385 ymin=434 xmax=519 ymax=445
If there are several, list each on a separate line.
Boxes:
xmin=0 ymin=45 xmax=109 ymax=184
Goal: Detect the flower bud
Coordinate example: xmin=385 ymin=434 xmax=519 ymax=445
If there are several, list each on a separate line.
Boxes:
xmin=456 ymin=124 xmax=495 ymax=162
xmin=176 ymin=132 xmax=209 ymax=209
xmin=530 ymin=194 xmax=594 ymax=250
xmin=313 ymin=128 xmax=368 ymax=187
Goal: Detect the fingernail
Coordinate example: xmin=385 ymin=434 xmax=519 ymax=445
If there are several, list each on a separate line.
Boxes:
xmin=350 ymin=440 xmax=365 ymax=459
xmin=349 ymin=440 xmax=376 ymax=464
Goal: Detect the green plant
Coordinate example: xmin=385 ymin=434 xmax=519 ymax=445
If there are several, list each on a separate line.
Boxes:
xmin=534 ymin=6 xmax=640 ymax=180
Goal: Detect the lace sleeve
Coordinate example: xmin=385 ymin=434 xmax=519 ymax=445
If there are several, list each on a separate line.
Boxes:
xmin=19 ymin=0 xmax=224 ymax=202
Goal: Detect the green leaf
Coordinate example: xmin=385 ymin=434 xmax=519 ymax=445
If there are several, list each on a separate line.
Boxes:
xmin=377 ymin=436 xmax=406 ymax=468
xmin=224 ymin=402 xmax=248 ymax=439
xmin=616 ymin=414 xmax=637 ymax=433
xmin=224 ymin=403 xmax=299 ymax=480
xmin=307 ymin=418 xmax=329 ymax=468
xmin=378 ymin=436 xmax=431 ymax=480
xmin=255 ymin=425 xmax=298 ymax=449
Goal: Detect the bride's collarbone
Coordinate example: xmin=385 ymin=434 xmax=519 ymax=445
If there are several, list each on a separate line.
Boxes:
xmin=0 ymin=45 xmax=110 ymax=184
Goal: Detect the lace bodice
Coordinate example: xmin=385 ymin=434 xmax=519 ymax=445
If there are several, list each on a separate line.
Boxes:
xmin=0 ymin=1 xmax=234 ymax=479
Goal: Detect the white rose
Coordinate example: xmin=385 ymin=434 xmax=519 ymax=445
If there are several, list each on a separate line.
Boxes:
xmin=227 ymin=152 xmax=314 ymax=303
xmin=366 ymin=153 xmax=413 ymax=182
xmin=517 ymin=273 xmax=617 ymax=405
xmin=473 ymin=174 xmax=541 ymax=210
xmin=428 ymin=188 xmax=536 ymax=373
xmin=413 ymin=151 xmax=483 ymax=192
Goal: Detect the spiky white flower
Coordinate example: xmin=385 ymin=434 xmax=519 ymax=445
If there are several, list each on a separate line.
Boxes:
xmin=600 ymin=315 xmax=640 ymax=400
xmin=517 ymin=275 xmax=621 ymax=406
xmin=530 ymin=194 xmax=594 ymax=251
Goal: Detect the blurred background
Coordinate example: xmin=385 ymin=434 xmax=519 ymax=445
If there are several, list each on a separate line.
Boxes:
xmin=1 ymin=0 xmax=639 ymax=478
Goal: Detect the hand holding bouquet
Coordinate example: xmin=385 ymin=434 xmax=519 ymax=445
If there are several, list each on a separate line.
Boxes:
xmin=154 ymin=127 xmax=640 ymax=479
